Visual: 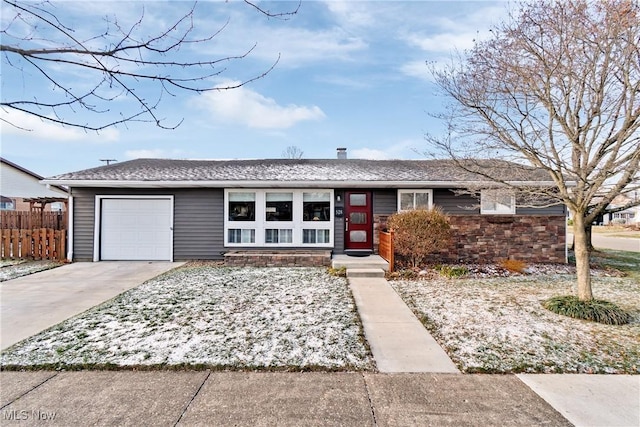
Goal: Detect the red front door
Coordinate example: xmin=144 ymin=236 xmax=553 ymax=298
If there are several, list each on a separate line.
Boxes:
xmin=344 ymin=191 xmax=373 ymax=253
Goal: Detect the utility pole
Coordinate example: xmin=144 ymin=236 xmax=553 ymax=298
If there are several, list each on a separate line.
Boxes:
xmin=99 ymin=159 xmax=117 ymax=165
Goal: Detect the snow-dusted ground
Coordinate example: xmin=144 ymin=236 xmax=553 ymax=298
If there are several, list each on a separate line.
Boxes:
xmin=391 ymin=273 xmax=640 ymax=374
xmin=0 ymin=260 xmax=62 ymax=282
xmin=1 ymin=266 xmax=373 ymax=370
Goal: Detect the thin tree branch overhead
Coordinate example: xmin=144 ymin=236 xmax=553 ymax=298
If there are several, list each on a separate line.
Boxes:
xmin=0 ymin=0 xmax=297 ymax=131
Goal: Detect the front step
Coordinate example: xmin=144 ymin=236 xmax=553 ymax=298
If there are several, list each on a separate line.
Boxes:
xmin=331 ymin=254 xmax=389 ymax=271
xmin=346 ymin=268 xmax=386 ymax=278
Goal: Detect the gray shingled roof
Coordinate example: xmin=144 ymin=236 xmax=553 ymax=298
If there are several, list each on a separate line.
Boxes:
xmin=44 ymin=158 xmax=552 ymax=186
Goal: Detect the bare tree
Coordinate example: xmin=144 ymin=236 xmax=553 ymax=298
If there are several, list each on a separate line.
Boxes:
xmin=427 ymin=0 xmax=640 ymax=301
xmin=281 ymin=145 xmax=304 ymax=159
xmin=0 ymin=0 xmax=298 ymax=131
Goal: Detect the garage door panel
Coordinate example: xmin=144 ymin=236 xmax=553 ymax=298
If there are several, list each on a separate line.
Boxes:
xmin=100 ymin=198 xmax=172 ymax=261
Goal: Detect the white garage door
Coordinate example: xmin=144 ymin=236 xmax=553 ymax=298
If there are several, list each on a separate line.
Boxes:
xmin=100 ymin=198 xmax=173 ymax=261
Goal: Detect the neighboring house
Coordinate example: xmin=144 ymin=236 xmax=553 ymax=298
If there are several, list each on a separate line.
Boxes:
xmin=602 ymin=194 xmax=639 ymax=226
xmin=0 ymin=157 xmax=68 ymax=211
xmin=42 ymin=150 xmax=567 ymax=264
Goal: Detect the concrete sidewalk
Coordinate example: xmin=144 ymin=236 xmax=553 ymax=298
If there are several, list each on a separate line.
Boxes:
xmin=0 ymin=261 xmax=184 ymax=350
xmin=347 ymin=269 xmax=459 ymax=373
xmin=0 ymin=371 xmax=574 ymax=426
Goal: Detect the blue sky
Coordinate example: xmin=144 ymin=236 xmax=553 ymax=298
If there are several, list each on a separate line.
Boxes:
xmin=1 ymin=1 xmax=506 ymax=177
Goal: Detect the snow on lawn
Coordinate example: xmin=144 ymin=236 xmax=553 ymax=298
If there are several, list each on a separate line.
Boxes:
xmin=1 ymin=266 xmax=373 ymax=370
xmin=392 ymin=274 xmax=640 ymax=374
xmin=0 ymin=260 xmax=62 ymax=282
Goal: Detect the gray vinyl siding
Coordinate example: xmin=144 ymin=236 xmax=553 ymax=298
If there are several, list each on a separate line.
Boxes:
xmin=173 ymin=189 xmax=224 ymax=260
xmin=434 ymin=189 xmax=479 ymax=214
xmin=71 ymin=190 xmax=97 ymax=261
xmin=373 ymin=190 xmax=397 ymax=215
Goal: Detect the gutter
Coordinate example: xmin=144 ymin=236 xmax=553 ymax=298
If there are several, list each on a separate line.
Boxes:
xmin=40 ymin=179 xmax=569 ymax=189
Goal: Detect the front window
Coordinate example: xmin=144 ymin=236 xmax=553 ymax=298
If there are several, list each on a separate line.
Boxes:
xmin=481 ymin=189 xmax=516 ymax=214
xmin=303 ymin=192 xmax=331 ymax=221
xmin=229 ymin=192 xmax=255 ymax=221
xmin=398 ymin=190 xmax=433 ymax=211
xmin=224 ymin=189 xmax=333 ymax=246
xmin=266 ymin=192 xmax=292 ymax=221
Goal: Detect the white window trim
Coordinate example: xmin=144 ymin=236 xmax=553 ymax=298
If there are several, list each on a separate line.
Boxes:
xmin=480 ymin=189 xmax=516 ymax=215
xmin=224 ymin=189 xmax=334 ymax=247
xmin=397 ymin=189 xmax=433 ymax=212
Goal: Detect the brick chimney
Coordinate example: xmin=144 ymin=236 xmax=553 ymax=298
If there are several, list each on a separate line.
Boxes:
xmin=336 ymin=147 xmax=347 ymax=159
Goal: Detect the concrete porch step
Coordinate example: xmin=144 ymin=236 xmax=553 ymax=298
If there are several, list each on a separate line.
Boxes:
xmin=331 ymin=254 xmax=389 ymax=271
xmin=346 ymin=268 xmax=386 ymax=278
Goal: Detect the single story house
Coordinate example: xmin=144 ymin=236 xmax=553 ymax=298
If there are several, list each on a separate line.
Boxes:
xmin=42 ymin=150 xmax=567 ymax=265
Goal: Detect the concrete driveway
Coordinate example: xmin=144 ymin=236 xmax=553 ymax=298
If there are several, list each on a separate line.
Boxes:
xmin=0 ymin=261 xmax=184 ymax=350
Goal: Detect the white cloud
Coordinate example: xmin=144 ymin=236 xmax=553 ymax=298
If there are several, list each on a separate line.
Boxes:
xmin=323 ymin=1 xmax=375 ymax=28
xmin=196 ymin=82 xmax=326 ymax=129
xmin=351 ymin=139 xmax=424 ymax=160
xmin=350 ymin=148 xmax=391 ymax=160
xmin=0 ymin=109 xmax=119 ymax=143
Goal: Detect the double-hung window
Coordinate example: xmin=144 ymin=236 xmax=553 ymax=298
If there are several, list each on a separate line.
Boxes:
xmin=480 ymin=189 xmax=516 ymax=214
xmin=397 ymin=190 xmax=433 ymax=211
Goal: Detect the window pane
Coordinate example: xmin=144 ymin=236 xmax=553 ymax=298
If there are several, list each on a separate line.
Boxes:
xmin=400 ymin=193 xmax=414 ymax=210
xmin=303 ymin=229 xmax=330 ymax=244
xmin=228 ymin=229 xmax=255 ymax=243
xmin=265 ymin=229 xmax=292 ymax=244
xmin=415 ymin=193 xmax=430 ymax=209
xmin=349 ymin=230 xmax=367 ymax=243
xmin=229 ymin=192 xmax=255 ymax=221
xmin=350 ymin=212 xmax=367 ymax=224
xmin=303 ymin=192 xmax=330 ymax=202
xmin=266 ymin=192 xmax=292 ymax=221
xmin=482 ymin=190 xmax=514 ymax=213
xmin=303 ymin=229 xmax=316 ymax=243
xmin=349 ymin=193 xmax=367 ymax=206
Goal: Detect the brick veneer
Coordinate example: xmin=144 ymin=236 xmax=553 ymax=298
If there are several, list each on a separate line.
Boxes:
xmin=375 ymin=215 xmax=566 ymax=264
xmin=224 ymin=250 xmax=332 ymax=267
xmin=432 ymin=215 xmax=566 ymax=263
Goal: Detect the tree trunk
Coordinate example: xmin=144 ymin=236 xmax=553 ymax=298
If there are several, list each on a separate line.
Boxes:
xmin=573 ymin=215 xmax=593 ymax=301
xmin=585 ymin=222 xmax=594 ymax=252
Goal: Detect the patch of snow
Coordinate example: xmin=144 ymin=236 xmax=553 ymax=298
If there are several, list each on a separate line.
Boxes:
xmin=1 ymin=267 xmax=373 ymax=370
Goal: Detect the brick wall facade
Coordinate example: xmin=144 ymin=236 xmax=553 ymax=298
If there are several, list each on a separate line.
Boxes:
xmin=376 ymin=215 xmax=566 ymax=264
xmin=224 ymin=250 xmax=332 ymax=267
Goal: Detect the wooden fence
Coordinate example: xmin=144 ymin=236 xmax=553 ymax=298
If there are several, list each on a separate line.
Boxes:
xmin=379 ymin=229 xmax=395 ymax=272
xmin=0 ymin=228 xmax=67 ymax=261
xmin=1 ymin=211 xmax=67 ymax=230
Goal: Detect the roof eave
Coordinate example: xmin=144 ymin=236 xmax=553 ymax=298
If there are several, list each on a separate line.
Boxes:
xmin=41 ymin=179 xmax=563 ymax=189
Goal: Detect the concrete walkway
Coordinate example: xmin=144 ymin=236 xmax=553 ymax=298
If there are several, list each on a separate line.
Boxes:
xmin=0 ymin=371 xmax=573 ymax=426
xmin=0 ymin=261 xmax=184 ymax=350
xmin=347 ymin=269 xmax=459 ymax=373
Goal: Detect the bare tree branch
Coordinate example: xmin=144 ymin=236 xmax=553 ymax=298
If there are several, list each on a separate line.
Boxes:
xmin=1 ymin=0 xmax=297 ymax=131
xmin=426 ymin=0 xmax=640 ymax=301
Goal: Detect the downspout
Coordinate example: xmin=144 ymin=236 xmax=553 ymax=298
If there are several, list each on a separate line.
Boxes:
xmin=67 ymin=194 xmax=74 ymax=262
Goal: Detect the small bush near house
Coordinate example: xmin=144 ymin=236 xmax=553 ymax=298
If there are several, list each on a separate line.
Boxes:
xmin=499 ymin=259 xmax=527 ymax=274
xmin=328 ymin=266 xmax=347 ymax=277
xmin=543 ymin=295 xmax=631 ymax=325
xmin=387 ymin=208 xmax=452 ymax=268
xmin=434 ymin=265 xmax=469 ymax=278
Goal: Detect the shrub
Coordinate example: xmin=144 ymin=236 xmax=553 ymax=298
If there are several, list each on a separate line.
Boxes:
xmin=543 ymin=295 xmax=631 ymax=325
xmin=434 ymin=265 xmax=469 ymax=278
xmin=387 ymin=208 xmax=452 ymax=268
xmin=499 ymin=259 xmax=527 ymax=273
xmin=327 ymin=266 xmax=347 ymax=277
